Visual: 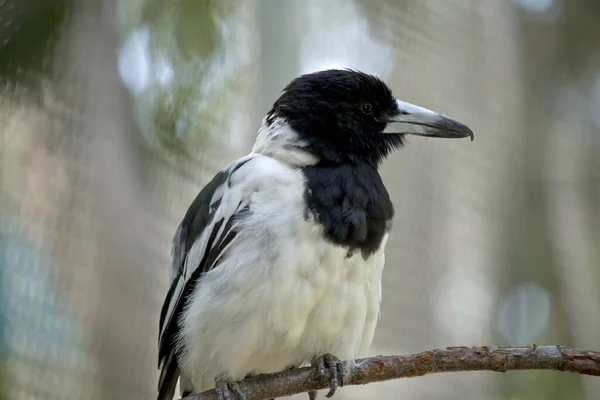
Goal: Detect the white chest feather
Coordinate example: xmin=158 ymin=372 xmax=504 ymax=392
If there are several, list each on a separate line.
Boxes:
xmin=177 ymin=158 xmax=387 ymax=393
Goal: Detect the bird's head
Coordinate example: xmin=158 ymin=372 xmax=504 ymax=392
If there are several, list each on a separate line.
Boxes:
xmin=263 ymin=69 xmax=473 ymax=166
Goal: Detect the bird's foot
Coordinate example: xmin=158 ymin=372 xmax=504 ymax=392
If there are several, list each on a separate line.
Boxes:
xmin=310 ymin=353 xmax=346 ymax=399
xmin=215 ymin=377 xmax=246 ymax=400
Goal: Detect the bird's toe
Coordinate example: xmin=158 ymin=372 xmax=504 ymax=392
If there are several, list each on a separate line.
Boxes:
xmin=215 ymin=378 xmax=246 ymax=400
xmin=311 ymin=353 xmax=345 ymax=398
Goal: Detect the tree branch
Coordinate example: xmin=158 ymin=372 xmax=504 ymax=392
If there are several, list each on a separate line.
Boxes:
xmin=183 ymin=345 xmax=600 ymax=400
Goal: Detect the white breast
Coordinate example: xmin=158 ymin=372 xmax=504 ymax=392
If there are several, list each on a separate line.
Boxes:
xmin=178 ymin=156 xmax=387 ymax=393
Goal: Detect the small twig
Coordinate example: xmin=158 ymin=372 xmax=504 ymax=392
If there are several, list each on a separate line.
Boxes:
xmin=183 ymin=345 xmax=600 ymax=400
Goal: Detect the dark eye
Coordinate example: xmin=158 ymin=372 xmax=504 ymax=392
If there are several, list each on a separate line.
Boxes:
xmin=361 ymin=103 xmax=373 ymax=115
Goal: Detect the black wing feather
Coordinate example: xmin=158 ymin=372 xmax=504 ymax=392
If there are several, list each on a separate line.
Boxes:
xmin=157 ymin=157 xmax=254 ymax=400
xmin=158 ymin=169 xmax=228 ymax=360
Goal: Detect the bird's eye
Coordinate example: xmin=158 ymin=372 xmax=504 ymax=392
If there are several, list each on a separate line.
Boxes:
xmin=361 ymin=103 xmax=373 ymax=115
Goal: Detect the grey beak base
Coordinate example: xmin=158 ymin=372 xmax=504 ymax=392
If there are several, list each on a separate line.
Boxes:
xmin=384 ymin=100 xmax=474 ymax=141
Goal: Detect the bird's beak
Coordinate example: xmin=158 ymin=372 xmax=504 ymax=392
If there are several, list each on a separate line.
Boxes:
xmin=383 ymin=99 xmax=474 ymax=141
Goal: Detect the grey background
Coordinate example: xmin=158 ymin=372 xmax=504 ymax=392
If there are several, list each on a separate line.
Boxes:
xmin=1 ymin=0 xmax=599 ymax=399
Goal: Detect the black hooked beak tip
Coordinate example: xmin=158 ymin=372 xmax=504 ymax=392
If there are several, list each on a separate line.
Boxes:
xmin=383 ymin=99 xmax=474 ymax=141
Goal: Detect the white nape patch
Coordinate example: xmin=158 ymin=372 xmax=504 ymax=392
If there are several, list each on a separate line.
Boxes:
xmin=252 ymin=118 xmax=319 ymax=167
xmin=395 ymin=99 xmax=438 ymax=116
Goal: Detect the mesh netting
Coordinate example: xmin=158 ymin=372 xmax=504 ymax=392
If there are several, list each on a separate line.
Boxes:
xmin=1 ymin=0 xmax=599 ymax=399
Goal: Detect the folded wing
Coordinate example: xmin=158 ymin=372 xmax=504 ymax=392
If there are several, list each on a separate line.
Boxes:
xmin=157 ymin=155 xmax=258 ymax=400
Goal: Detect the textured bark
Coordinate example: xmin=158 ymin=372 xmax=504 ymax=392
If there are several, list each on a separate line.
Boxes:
xmin=184 ymin=346 xmax=600 ymax=400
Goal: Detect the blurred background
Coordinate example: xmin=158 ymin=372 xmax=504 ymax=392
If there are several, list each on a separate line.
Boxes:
xmin=0 ymin=0 xmax=599 ymax=399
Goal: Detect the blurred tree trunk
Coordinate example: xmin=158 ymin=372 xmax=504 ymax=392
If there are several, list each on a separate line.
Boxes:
xmin=50 ymin=0 xmax=160 ymax=398
xmin=521 ymin=3 xmax=600 ymax=399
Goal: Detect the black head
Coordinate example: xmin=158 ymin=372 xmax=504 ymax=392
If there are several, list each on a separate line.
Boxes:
xmin=266 ymin=69 xmax=473 ymax=166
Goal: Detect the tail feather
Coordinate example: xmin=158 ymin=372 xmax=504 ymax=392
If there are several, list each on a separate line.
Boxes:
xmin=157 ymin=351 xmax=180 ymax=400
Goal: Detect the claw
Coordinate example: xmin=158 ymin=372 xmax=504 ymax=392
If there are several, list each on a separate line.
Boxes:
xmin=215 ymin=378 xmax=246 ymax=400
xmin=310 ymin=353 xmax=345 ymax=399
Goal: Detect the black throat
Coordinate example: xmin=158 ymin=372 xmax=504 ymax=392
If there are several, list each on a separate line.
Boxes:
xmin=302 ymin=162 xmax=394 ymax=259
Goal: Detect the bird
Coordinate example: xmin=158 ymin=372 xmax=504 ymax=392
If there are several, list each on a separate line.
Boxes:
xmin=157 ymin=69 xmax=473 ymax=400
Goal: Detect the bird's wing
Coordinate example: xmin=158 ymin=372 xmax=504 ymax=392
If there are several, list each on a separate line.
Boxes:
xmin=157 ymin=154 xmax=259 ymax=400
